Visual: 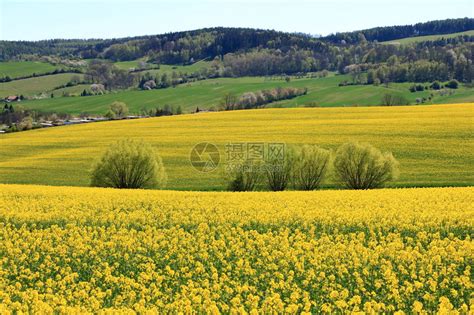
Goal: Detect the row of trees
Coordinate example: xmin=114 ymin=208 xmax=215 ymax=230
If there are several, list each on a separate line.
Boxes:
xmin=0 ymin=105 xmax=35 ymax=131
xmin=90 ymin=140 xmax=399 ymax=191
xmin=2 ymin=19 xmax=471 ymax=62
xmin=142 ymin=105 xmax=182 ymax=117
xmin=408 ymin=80 xmax=459 ymax=92
xmin=225 ymin=142 xmax=398 ymax=191
xmin=85 ymin=60 xmax=136 ymax=90
xmin=222 ymin=49 xmax=319 ymax=76
xmin=103 ymin=102 xmax=183 ymax=119
xmin=204 ymin=38 xmax=473 ymax=82
xmin=220 ymin=87 xmax=307 ymax=110
xmin=138 ymin=71 xmax=191 ymax=90
xmin=343 ymin=57 xmax=472 ymax=85
xmin=0 ymin=104 xmax=71 ymax=132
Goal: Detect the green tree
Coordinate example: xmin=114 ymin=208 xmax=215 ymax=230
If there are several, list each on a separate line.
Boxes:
xmin=293 ymin=145 xmax=331 ymax=190
xmin=367 ymin=69 xmax=376 ymax=85
xmin=18 ymin=116 xmax=33 ymax=131
xmin=161 ymin=73 xmax=171 ymax=88
xmin=265 ymin=148 xmax=294 ymax=191
xmin=334 ymin=142 xmax=399 ymax=189
xmin=225 ymin=159 xmax=262 ymax=191
xmin=430 ymin=81 xmax=442 ymax=90
xmin=90 ymin=139 xmax=167 ymax=189
xmin=109 ymin=102 xmax=129 ymax=118
xmin=445 ymin=80 xmax=459 ymax=89
xmin=381 ymin=94 xmax=409 ymax=106
xmin=104 ymin=110 xmax=116 ymax=119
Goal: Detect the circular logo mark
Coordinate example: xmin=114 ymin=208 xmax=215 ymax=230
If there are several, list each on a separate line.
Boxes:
xmin=190 ymin=142 xmax=220 ymax=172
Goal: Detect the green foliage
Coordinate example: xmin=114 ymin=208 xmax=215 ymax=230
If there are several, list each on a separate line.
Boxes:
xmin=265 ymin=149 xmax=294 ymax=191
xmin=226 ymin=87 xmax=307 ymax=110
xmin=445 ymin=79 xmax=459 ymax=89
xmin=430 ymin=81 xmax=442 ymax=90
xmin=104 ymin=110 xmax=116 ymax=119
xmin=18 ymin=116 xmax=33 ymax=131
xmin=409 ymin=84 xmax=425 ymax=92
xmin=225 ymin=160 xmax=262 ymax=191
xmin=334 ymin=142 xmax=399 ymax=189
xmin=324 ymin=18 xmax=473 ymax=43
xmin=90 ymin=139 xmax=166 ymax=189
xmin=381 ymin=94 xmax=409 ymax=106
xmin=85 ymin=60 xmax=135 ymax=91
xmin=109 ymin=102 xmax=129 ymax=118
xmin=368 ymin=60 xmax=453 ymax=84
xmin=293 ymin=145 xmax=331 ymax=190
xmin=18 ymin=74 xmax=474 ymax=115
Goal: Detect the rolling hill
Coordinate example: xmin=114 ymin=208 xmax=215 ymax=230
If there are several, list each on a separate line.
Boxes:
xmin=14 ymin=75 xmax=474 ymax=114
xmin=0 ymin=73 xmax=84 ymax=98
xmin=0 ymin=61 xmax=59 ymax=79
xmin=0 ymin=103 xmax=471 ymax=190
xmin=114 ymin=59 xmax=209 ymax=74
xmin=383 ymin=30 xmax=474 ymax=45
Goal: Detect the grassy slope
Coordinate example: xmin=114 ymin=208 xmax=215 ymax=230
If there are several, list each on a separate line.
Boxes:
xmin=50 ymin=84 xmax=91 ymax=97
xmin=18 ymin=75 xmax=474 ymax=114
xmin=382 ymin=30 xmax=474 ymax=45
xmin=0 ymin=103 xmax=472 ymax=190
xmin=114 ymin=60 xmax=209 ymax=75
xmin=113 ymin=60 xmax=151 ymax=70
xmin=0 ymin=73 xmax=84 ymax=98
xmin=0 ymin=61 xmax=59 ymax=79
xmin=138 ymin=60 xmax=210 ymax=76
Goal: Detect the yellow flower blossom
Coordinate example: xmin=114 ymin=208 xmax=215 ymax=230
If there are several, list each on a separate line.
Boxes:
xmin=0 ymin=184 xmax=471 ymax=313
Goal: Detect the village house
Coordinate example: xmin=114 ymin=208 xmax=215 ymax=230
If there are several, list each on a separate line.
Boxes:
xmin=4 ymin=95 xmax=20 ymax=103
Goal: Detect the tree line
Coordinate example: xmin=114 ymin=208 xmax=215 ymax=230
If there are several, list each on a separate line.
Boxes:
xmin=342 ymin=57 xmax=472 ymax=85
xmin=323 ymin=17 xmax=474 ymax=43
xmin=220 ymin=87 xmax=307 ymax=110
xmin=1 ymin=20 xmax=472 ymax=87
xmin=90 ymin=139 xmax=399 ymax=191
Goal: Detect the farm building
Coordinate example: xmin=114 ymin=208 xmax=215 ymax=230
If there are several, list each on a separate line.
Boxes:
xmin=4 ymin=95 xmax=20 ymax=103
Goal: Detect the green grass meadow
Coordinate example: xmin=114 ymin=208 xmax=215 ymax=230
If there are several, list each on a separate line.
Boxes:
xmin=0 ymin=73 xmax=84 ymax=98
xmin=0 ymin=61 xmax=60 ymax=79
xmin=16 ymin=74 xmax=473 ymax=114
xmin=114 ymin=59 xmax=210 ymax=75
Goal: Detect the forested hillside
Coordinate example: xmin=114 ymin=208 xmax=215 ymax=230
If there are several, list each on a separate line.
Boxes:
xmin=1 ymin=19 xmax=472 ymax=85
xmin=323 ymin=17 xmax=474 ymax=43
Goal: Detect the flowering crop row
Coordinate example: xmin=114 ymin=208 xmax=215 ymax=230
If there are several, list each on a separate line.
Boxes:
xmin=0 ymin=184 xmax=472 ymax=313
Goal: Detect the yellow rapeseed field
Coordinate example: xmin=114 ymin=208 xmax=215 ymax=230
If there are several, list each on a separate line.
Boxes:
xmin=0 ymin=103 xmax=473 ymax=189
xmin=0 ymin=184 xmax=472 ymax=313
